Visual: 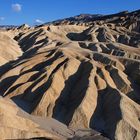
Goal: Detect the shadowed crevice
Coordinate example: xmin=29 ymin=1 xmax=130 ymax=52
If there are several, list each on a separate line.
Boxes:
xmin=0 ymin=75 xmax=19 ymax=96
xmin=52 ymin=61 xmax=93 ymax=125
xmin=90 ymin=87 xmax=122 ymax=139
xmin=11 ymin=58 xmax=69 ymax=113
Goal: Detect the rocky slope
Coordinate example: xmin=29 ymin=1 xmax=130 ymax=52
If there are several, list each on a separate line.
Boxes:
xmin=0 ymin=10 xmax=140 ymax=139
xmin=0 ymin=32 xmax=22 ymax=66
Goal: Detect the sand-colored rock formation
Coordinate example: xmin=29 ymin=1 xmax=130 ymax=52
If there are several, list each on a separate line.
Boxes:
xmin=0 ymin=32 xmax=22 ymax=66
xmin=0 ymin=97 xmax=73 ymax=139
xmin=0 ymin=10 xmax=140 ymax=139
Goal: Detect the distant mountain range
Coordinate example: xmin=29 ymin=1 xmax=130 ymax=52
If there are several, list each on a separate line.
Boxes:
xmin=0 ymin=25 xmax=18 ymax=29
xmin=0 ymin=9 xmax=140 ymax=28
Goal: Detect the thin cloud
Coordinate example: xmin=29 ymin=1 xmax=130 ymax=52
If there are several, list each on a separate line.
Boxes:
xmin=35 ymin=19 xmax=44 ymax=24
xmin=12 ymin=4 xmax=22 ymax=12
xmin=0 ymin=17 xmax=5 ymax=21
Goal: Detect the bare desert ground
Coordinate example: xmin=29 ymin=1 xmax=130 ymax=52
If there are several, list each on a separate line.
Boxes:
xmin=0 ymin=10 xmax=140 ymax=140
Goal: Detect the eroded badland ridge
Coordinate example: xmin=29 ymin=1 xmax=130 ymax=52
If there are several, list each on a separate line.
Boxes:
xmin=0 ymin=10 xmax=140 ymax=140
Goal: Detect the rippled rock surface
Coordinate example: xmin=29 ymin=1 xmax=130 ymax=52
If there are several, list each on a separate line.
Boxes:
xmin=0 ymin=10 xmax=140 ymax=140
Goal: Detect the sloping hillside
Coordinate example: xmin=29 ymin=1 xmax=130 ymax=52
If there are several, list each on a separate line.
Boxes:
xmin=0 ymin=10 xmax=140 ymax=140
